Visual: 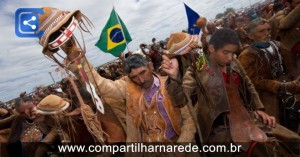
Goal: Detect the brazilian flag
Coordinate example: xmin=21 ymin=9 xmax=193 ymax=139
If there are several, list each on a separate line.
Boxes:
xmin=95 ymin=9 xmax=132 ymax=57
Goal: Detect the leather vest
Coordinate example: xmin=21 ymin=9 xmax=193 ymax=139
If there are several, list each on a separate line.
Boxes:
xmin=126 ymin=75 xmax=181 ymax=142
xmin=196 ymin=60 xmax=253 ymax=142
xmin=226 ymin=75 xmax=267 ymax=150
xmin=248 ymin=41 xmax=286 ymax=80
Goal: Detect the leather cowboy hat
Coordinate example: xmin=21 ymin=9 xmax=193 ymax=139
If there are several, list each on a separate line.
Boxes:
xmin=37 ymin=7 xmax=82 ymax=56
xmin=165 ymin=32 xmax=199 ymax=57
xmin=35 ymin=94 xmax=70 ymax=115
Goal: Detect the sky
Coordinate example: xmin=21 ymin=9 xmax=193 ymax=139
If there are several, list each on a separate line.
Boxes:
xmin=0 ymin=0 xmax=263 ymax=102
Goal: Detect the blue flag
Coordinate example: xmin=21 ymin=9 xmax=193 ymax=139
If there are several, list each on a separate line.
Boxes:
xmin=184 ymin=3 xmax=201 ymax=35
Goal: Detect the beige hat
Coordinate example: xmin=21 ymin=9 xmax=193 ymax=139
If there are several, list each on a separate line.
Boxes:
xmin=36 ymin=94 xmax=69 ymax=115
xmin=38 ymin=7 xmax=82 ymax=56
xmin=165 ymin=32 xmax=199 ymax=57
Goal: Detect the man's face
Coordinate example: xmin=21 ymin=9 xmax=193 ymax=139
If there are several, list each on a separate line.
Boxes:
xmin=248 ymin=23 xmax=271 ymax=43
xmin=236 ymin=21 xmax=244 ymax=28
xmin=128 ymin=66 xmax=154 ymax=89
xmin=207 ymin=23 xmax=216 ymax=34
xmin=209 ymin=44 xmax=238 ymax=67
xmin=16 ymin=101 xmax=27 ymax=114
xmin=16 ymin=101 xmax=34 ymax=118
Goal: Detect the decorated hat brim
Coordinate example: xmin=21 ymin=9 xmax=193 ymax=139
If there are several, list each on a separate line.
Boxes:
xmin=36 ymin=102 xmax=70 ymax=115
xmin=41 ymin=10 xmax=81 ymax=55
xmin=166 ymin=35 xmax=199 ymax=57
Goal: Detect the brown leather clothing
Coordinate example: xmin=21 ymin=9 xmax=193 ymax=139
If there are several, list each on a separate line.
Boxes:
xmin=168 ymin=59 xmax=264 ymax=143
xmin=127 ymin=76 xmax=181 ymax=142
xmin=67 ymin=57 xmax=196 ymax=143
xmin=269 ymin=5 xmax=300 ymax=76
xmin=166 ymin=58 xmax=300 ymax=156
xmin=238 ymin=42 xmax=294 ymax=120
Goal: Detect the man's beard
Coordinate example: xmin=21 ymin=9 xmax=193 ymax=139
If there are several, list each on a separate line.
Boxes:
xmin=261 ymin=35 xmax=271 ymax=43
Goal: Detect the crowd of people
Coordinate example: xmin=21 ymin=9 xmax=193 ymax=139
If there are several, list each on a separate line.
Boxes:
xmin=1 ymin=0 xmax=300 ymax=156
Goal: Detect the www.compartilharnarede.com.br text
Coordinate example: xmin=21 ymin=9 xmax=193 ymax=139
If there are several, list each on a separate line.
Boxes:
xmin=58 ymin=142 xmax=242 ymax=154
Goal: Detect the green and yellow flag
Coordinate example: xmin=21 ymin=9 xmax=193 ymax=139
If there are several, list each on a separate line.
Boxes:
xmin=95 ymin=9 xmax=132 ymax=57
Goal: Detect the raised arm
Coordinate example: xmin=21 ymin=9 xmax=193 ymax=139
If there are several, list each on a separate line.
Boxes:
xmin=64 ymin=45 xmax=126 ymax=105
xmin=279 ymin=5 xmax=300 ymax=30
xmin=162 ymin=54 xmax=197 ymax=107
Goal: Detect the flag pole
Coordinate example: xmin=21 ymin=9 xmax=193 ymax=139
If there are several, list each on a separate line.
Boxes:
xmin=248 ymin=0 xmax=252 ymax=8
xmin=49 ymin=72 xmax=56 ymax=84
xmin=113 ymin=6 xmax=130 ymax=56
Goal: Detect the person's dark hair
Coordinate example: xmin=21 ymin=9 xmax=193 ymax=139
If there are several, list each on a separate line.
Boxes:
xmin=14 ymin=97 xmax=30 ymax=111
xmin=273 ymin=0 xmax=284 ymax=12
xmin=125 ymin=53 xmax=130 ymax=59
xmin=124 ymin=54 xmax=148 ymax=73
xmin=14 ymin=99 xmax=23 ymax=110
xmin=98 ymin=69 xmax=106 ymax=76
xmin=209 ymin=28 xmax=239 ymax=50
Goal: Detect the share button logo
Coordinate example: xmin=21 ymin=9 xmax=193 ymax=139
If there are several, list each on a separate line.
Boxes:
xmin=15 ymin=8 xmax=44 ymax=38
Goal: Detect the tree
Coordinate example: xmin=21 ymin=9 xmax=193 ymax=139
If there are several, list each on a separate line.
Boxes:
xmin=224 ymin=7 xmax=235 ymax=16
xmin=215 ymin=7 xmax=236 ymax=19
xmin=215 ymin=13 xmax=225 ymax=19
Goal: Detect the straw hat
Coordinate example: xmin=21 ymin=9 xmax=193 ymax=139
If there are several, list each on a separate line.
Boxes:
xmin=37 ymin=7 xmax=82 ymax=56
xmin=36 ymin=94 xmax=69 ymax=115
xmin=165 ymin=32 xmax=199 ymax=57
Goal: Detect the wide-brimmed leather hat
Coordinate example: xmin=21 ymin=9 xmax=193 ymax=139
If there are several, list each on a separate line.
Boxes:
xmin=38 ymin=7 xmax=82 ymax=56
xmin=36 ymin=94 xmax=69 ymax=115
xmin=165 ymin=32 xmax=199 ymax=57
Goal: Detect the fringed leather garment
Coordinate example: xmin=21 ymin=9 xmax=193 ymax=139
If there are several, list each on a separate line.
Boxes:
xmin=225 ymin=74 xmax=267 ymax=150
